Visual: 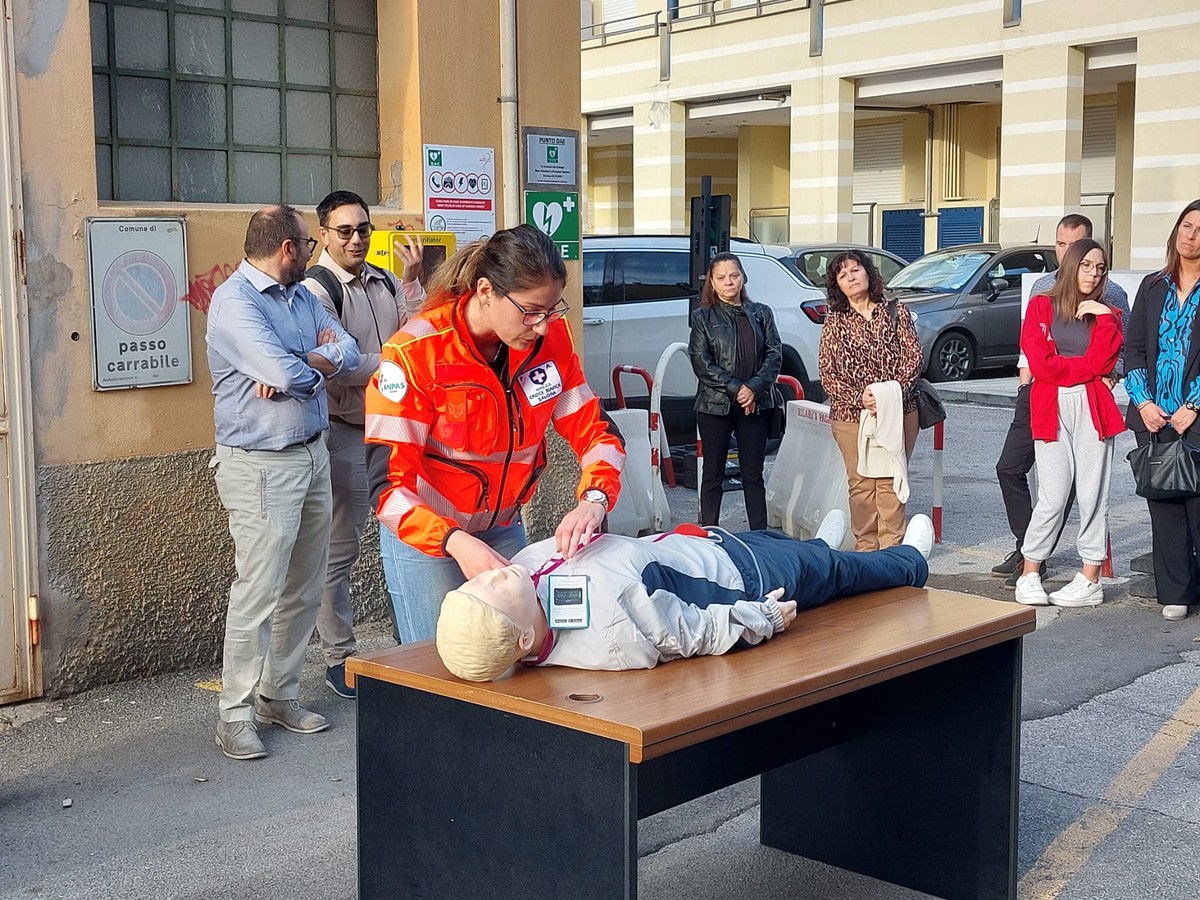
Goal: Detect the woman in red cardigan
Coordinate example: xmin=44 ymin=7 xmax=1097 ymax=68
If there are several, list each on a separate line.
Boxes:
xmin=1013 ymin=239 xmax=1124 ymax=608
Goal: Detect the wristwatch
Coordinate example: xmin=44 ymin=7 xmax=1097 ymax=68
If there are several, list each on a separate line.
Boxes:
xmin=581 ymin=488 xmax=609 ymax=507
xmin=1186 ymin=401 xmax=1199 ymax=413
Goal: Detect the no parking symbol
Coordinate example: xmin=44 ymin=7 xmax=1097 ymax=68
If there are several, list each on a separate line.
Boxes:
xmin=102 ymin=250 xmax=178 ymax=335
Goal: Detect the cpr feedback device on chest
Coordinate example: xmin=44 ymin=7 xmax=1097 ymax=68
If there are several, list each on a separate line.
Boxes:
xmin=546 ymin=575 xmax=590 ymax=630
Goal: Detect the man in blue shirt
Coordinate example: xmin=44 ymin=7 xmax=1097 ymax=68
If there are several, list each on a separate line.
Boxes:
xmin=207 ymin=205 xmax=360 ymax=760
xmin=991 ymin=214 xmax=1129 ymax=588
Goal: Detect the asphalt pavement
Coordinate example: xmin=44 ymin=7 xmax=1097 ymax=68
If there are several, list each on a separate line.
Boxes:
xmin=4 ymin=382 xmax=1200 ymax=900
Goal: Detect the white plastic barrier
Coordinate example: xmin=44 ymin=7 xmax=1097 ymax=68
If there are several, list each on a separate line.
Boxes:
xmin=764 ymin=400 xmax=853 ymax=549
xmin=606 ymin=407 xmax=665 ymax=536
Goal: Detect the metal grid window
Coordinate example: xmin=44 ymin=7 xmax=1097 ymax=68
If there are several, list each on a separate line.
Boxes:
xmin=91 ymin=0 xmax=380 ymax=205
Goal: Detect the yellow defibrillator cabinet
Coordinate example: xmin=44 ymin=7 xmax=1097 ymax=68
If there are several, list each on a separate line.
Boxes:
xmin=367 ymin=230 xmax=456 ymax=281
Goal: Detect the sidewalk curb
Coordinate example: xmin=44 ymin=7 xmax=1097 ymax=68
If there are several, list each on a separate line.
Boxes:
xmin=934 ymin=377 xmax=1129 ymax=411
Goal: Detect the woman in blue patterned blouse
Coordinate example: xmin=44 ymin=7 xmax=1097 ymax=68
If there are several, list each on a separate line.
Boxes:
xmin=1123 ymin=199 xmax=1200 ymax=621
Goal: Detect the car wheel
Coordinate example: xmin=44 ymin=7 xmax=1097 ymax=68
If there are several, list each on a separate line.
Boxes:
xmin=928 ymin=331 xmax=975 ymax=382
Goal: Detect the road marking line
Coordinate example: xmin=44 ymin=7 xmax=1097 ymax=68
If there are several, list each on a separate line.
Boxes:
xmin=1018 ymin=683 xmax=1200 ymax=899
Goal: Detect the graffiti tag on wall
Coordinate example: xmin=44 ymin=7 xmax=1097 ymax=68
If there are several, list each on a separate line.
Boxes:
xmin=183 ymin=263 xmax=236 ymax=314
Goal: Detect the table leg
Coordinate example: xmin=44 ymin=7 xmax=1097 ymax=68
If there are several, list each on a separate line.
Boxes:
xmin=760 ymin=639 xmax=1022 ymax=900
xmin=357 ymin=678 xmax=638 ymax=900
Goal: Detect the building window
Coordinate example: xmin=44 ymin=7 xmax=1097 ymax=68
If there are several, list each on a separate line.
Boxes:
xmin=91 ymin=0 xmax=380 ymax=205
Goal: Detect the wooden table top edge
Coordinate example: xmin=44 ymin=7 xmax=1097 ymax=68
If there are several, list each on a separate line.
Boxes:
xmin=347 ymin=596 xmax=1036 ymax=764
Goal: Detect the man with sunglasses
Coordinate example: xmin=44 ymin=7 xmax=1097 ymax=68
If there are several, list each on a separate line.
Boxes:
xmin=303 ymin=190 xmax=427 ymax=699
xmin=207 ymin=205 xmax=360 ymax=759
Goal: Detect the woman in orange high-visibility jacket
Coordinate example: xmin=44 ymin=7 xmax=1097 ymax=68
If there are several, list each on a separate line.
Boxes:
xmin=364 ymin=224 xmax=626 ymax=643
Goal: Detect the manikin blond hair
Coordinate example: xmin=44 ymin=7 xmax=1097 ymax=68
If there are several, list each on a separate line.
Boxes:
xmin=436 ymin=589 xmax=531 ymax=682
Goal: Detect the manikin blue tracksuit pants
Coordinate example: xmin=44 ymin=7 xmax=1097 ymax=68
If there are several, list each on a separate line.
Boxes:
xmin=704 ymin=529 xmax=928 ymax=609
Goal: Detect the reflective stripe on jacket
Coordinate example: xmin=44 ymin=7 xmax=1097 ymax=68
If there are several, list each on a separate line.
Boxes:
xmin=364 ymin=297 xmax=626 ymax=556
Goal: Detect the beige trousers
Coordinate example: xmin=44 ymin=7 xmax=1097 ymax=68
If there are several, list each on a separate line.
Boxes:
xmin=831 ymin=412 xmax=920 ymax=551
xmin=213 ymin=439 xmax=332 ymax=722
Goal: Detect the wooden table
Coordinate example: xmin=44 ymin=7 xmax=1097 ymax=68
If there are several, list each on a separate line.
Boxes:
xmin=347 ymin=587 xmax=1036 ymax=900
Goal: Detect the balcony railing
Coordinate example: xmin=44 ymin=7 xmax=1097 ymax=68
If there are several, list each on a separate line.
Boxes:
xmin=581 ymin=1 xmax=809 ymax=46
xmin=672 ymin=0 xmax=809 ymax=29
xmin=581 ymin=10 xmax=662 ymax=46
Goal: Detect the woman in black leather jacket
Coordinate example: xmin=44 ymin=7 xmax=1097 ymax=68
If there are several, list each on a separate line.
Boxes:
xmin=688 ymin=252 xmax=783 ymax=529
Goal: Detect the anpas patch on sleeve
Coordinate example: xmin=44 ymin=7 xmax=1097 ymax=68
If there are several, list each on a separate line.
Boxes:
xmin=377 ymin=360 xmax=409 ymax=402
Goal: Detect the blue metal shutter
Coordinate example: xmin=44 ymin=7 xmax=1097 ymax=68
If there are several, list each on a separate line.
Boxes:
xmin=882 ymin=208 xmax=924 ymax=262
xmin=937 ymin=206 xmax=984 ymax=248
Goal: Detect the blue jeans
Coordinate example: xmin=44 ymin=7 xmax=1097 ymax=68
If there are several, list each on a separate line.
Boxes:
xmin=711 ymin=529 xmax=928 ymax=609
xmin=379 ymin=520 xmax=528 ymax=644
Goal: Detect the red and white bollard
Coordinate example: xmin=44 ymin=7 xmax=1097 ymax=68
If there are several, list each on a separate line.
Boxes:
xmin=931 ymin=419 xmax=944 ymax=544
xmin=612 ymin=364 xmax=676 ymax=488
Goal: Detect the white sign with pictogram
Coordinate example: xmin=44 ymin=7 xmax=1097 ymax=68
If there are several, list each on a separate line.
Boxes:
xmin=423 ymin=144 xmax=496 ymax=243
xmin=87 ymin=217 xmax=191 ymax=390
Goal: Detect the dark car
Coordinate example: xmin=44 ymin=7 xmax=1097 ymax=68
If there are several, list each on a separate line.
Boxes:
xmin=887 ymin=243 xmax=1058 ymax=382
xmin=785 ymin=243 xmax=909 ymax=289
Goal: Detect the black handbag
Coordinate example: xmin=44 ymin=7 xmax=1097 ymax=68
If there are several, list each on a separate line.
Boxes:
xmin=1126 ymin=432 xmax=1200 ymax=501
xmin=887 ymin=301 xmax=946 ymax=430
xmin=912 ymin=378 xmax=946 ymax=429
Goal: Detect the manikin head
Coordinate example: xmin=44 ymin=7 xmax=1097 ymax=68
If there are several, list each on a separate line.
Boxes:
xmin=436 ymin=564 xmax=546 ymax=681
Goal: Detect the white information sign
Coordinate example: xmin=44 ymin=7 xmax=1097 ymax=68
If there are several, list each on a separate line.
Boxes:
xmin=524 ymin=130 xmax=578 ymax=187
xmin=87 ymin=217 xmax=191 ymax=390
xmin=423 ymin=144 xmax=496 ymax=243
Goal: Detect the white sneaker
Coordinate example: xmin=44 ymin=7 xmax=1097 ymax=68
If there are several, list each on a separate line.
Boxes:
xmin=1162 ymin=604 xmax=1189 ymax=620
xmin=815 ymin=509 xmax=848 ymax=548
xmin=901 ymin=514 xmax=935 ymax=560
xmin=1014 ymin=572 xmax=1049 ymax=606
xmin=1048 ymin=572 xmax=1103 ymax=608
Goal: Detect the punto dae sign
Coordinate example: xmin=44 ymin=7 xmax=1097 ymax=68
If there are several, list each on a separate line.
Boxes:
xmin=87 ymin=217 xmax=192 ymax=390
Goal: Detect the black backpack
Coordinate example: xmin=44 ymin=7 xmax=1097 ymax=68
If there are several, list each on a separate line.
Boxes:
xmin=306 ymin=262 xmax=396 ymax=318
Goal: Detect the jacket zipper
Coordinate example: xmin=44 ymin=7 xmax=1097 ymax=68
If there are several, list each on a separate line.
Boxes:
xmin=487 ymin=336 xmax=546 ymax=529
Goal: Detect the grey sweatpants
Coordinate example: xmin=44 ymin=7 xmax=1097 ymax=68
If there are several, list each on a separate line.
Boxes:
xmin=1023 ymin=384 xmax=1114 ymax=566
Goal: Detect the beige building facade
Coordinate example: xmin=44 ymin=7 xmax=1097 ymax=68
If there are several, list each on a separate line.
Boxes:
xmin=580 ymin=0 xmax=1200 ymax=268
xmin=0 ymin=0 xmax=581 ymax=702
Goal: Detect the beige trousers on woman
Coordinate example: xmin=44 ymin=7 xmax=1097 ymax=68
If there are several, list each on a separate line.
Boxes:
xmin=831 ymin=411 xmax=920 ymax=551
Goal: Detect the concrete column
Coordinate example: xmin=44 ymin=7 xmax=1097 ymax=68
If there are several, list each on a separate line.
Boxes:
xmin=632 ymin=100 xmax=686 ymax=233
xmin=579 ymin=115 xmax=591 ymax=236
xmin=736 ymin=125 xmax=789 ymax=240
xmin=788 ymin=77 xmax=854 ymax=242
xmin=1112 ymin=82 xmax=1136 ymax=269
xmin=1129 ymin=25 xmax=1200 ymax=270
xmin=998 ymin=45 xmax=1085 ymax=245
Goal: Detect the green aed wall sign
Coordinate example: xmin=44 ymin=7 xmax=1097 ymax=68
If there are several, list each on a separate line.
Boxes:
xmin=524 ymin=191 xmax=580 ymax=260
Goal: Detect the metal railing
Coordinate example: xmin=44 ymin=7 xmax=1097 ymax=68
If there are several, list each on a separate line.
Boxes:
xmin=671 ymin=0 xmax=808 ymax=28
xmin=581 ymin=9 xmax=662 ymax=45
xmin=748 ymin=206 xmax=789 ymax=244
xmin=583 ymin=1 xmax=806 ymax=44
xmin=1081 ymin=192 xmax=1115 ymax=261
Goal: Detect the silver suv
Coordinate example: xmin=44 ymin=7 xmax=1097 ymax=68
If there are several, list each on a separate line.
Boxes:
xmin=581 ymin=235 xmax=827 ymax=437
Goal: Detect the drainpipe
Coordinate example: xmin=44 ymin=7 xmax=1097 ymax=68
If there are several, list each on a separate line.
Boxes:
xmin=499 ymin=0 xmax=520 ymax=228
